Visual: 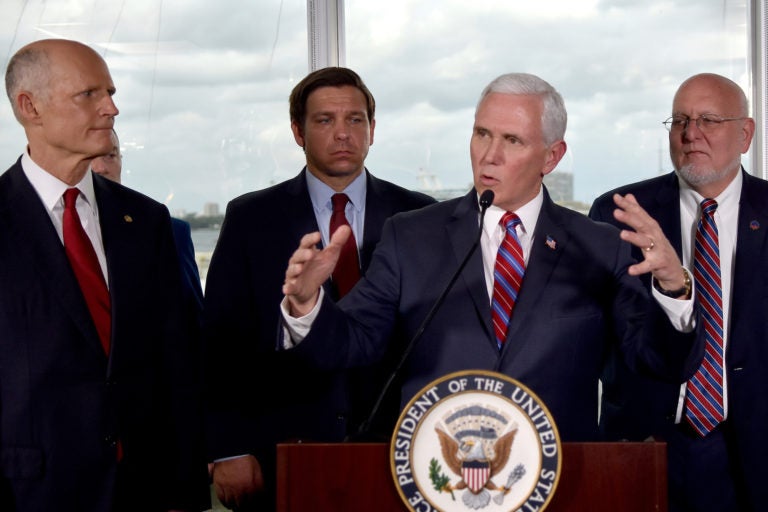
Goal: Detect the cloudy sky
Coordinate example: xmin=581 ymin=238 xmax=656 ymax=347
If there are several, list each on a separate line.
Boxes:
xmin=0 ymin=0 xmax=751 ymax=215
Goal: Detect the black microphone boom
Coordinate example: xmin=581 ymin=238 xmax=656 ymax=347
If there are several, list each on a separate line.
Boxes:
xmin=351 ymin=189 xmax=495 ymax=440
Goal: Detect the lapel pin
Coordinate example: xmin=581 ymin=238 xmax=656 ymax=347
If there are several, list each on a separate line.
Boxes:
xmin=750 ymin=220 xmax=760 ymax=231
xmin=123 ymin=215 xmax=133 ymax=223
xmin=545 ymin=235 xmax=557 ymax=250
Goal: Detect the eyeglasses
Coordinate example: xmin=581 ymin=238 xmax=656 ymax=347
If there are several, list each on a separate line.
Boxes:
xmin=662 ymin=114 xmax=746 ymax=133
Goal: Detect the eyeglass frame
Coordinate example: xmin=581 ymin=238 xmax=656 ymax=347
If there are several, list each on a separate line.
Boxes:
xmin=662 ymin=113 xmax=747 ymax=132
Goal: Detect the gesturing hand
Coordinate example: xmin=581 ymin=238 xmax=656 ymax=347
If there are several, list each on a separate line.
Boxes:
xmin=283 ymin=225 xmax=352 ymax=316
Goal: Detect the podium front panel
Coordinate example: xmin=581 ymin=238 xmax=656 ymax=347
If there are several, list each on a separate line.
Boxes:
xmin=277 ymin=442 xmax=666 ymax=512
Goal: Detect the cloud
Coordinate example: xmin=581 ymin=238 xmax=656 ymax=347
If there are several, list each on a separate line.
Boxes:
xmin=0 ymin=0 xmax=752 ymax=213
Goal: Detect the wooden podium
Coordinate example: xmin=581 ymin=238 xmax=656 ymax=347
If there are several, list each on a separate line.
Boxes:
xmin=277 ymin=442 xmax=667 ymax=512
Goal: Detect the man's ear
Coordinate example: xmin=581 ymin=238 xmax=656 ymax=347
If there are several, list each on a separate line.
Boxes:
xmin=541 ymin=140 xmax=567 ymax=177
xmin=290 ymin=120 xmax=305 ymax=148
xmin=16 ymin=91 xmax=41 ymax=124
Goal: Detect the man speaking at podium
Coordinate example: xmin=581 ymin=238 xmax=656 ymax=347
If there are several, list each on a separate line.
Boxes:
xmin=280 ymin=72 xmax=700 ymax=443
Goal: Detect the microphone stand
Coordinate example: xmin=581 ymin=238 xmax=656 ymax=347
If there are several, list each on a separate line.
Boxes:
xmin=350 ymin=189 xmax=495 ymax=440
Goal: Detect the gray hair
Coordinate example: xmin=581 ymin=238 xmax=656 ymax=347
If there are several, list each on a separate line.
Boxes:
xmin=5 ymin=45 xmax=51 ymax=122
xmin=477 ymin=73 xmax=567 ymax=145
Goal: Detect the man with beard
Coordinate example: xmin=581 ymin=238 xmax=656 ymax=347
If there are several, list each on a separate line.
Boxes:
xmin=590 ymin=73 xmax=766 ymax=511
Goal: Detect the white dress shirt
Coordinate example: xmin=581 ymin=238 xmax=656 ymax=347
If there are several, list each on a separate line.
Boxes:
xmin=21 ymin=151 xmax=109 ymax=285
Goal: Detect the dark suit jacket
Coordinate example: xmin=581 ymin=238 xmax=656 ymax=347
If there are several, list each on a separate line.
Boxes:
xmin=202 ymin=169 xmax=435 ymax=489
xmin=589 ymin=169 xmax=768 ymax=509
xmin=171 ymin=217 xmax=204 ymax=321
xmin=0 ymin=159 xmax=209 ymax=512
xmin=291 ymin=187 xmax=698 ymax=442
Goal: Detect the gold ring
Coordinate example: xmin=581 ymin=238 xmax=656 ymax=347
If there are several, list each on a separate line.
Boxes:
xmin=644 ymin=238 xmax=655 ymax=252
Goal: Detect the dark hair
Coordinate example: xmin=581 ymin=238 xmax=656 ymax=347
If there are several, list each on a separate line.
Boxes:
xmin=289 ymin=67 xmax=375 ymax=127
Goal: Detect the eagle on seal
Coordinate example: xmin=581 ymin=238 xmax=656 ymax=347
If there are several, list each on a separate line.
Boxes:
xmin=434 ymin=423 xmax=519 ymax=509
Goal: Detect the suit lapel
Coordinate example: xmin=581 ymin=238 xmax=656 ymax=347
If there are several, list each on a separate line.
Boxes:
xmin=730 ymin=172 xmax=768 ymax=348
xmin=284 ymin=169 xmax=322 ymax=238
xmin=361 ymin=172 xmax=390 ymax=270
xmin=0 ymin=164 xmax=105 ymax=357
xmin=283 ymin=169 xmax=332 ymax=295
xmin=650 ymin=173 xmax=684 ymax=257
xmin=447 ymin=191 xmax=493 ymax=341
xmin=504 ymin=190 xmax=567 ymax=355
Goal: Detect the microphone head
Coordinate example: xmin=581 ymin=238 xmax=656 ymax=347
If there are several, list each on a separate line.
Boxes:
xmin=479 ymin=189 xmax=495 ymax=210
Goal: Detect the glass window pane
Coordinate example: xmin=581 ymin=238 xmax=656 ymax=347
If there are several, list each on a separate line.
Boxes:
xmin=0 ymin=0 xmax=308 ymax=282
xmin=345 ymin=0 xmax=749 ymax=209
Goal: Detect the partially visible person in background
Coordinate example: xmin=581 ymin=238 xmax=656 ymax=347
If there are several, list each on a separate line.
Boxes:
xmin=203 ymin=66 xmax=435 ymax=511
xmin=0 ymin=38 xmax=209 ymax=511
xmin=91 ymin=128 xmax=204 ymax=318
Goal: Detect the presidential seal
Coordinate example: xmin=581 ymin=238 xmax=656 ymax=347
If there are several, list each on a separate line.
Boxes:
xmin=390 ymin=370 xmax=561 ymax=512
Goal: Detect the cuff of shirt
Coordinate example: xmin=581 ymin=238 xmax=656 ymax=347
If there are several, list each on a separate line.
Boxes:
xmin=279 ymin=288 xmax=325 ymax=348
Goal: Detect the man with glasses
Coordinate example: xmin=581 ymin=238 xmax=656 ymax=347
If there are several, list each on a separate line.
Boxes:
xmin=590 ymin=73 xmax=766 ymax=511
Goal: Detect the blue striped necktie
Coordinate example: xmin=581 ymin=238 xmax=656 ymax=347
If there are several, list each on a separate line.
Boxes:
xmin=685 ymin=198 xmax=725 ymax=436
xmin=491 ymin=212 xmax=525 ymax=350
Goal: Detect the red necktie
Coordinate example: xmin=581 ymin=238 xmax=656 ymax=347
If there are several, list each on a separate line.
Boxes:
xmin=491 ymin=212 xmax=525 ymax=349
xmin=63 ymin=188 xmax=112 ymax=354
xmin=685 ymin=198 xmax=724 ymax=436
xmin=329 ymin=193 xmax=360 ymax=297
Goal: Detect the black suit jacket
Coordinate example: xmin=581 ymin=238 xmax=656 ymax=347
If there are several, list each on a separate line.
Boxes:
xmin=290 ymin=187 xmax=698 ymax=442
xmin=589 ymin=170 xmax=768 ymax=509
xmin=0 ymin=159 xmax=209 ymax=512
xmin=202 ymin=169 xmax=435 ymax=490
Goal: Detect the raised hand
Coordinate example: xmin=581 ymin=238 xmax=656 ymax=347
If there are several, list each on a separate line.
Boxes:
xmin=283 ymin=225 xmax=352 ymax=316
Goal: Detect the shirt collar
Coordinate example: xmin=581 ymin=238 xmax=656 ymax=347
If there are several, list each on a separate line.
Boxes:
xmin=678 ymin=167 xmax=742 ymax=217
xmin=21 ymin=150 xmax=99 ymax=214
xmin=306 ymin=167 xmax=367 ymax=214
xmin=481 ymin=186 xmax=543 ymax=235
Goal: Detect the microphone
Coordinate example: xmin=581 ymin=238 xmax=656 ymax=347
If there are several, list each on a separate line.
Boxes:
xmin=350 ymin=189 xmax=495 ymax=440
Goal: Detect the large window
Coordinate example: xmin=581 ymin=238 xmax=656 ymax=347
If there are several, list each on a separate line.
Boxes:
xmin=0 ymin=0 xmax=757 ymax=284
xmin=345 ymin=0 xmax=752 ymax=208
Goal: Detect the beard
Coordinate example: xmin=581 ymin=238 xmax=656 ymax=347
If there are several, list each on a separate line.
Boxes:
xmin=675 ymin=155 xmax=741 ymax=189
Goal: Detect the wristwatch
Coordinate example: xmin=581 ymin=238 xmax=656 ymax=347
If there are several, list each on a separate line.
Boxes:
xmin=653 ymin=268 xmax=692 ymax=299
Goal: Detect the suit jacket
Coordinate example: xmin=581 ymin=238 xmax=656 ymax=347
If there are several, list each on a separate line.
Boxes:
xmin=0 ymin=159 xmax=209 ymax=512
xmin=171 ymin=217 xmax=204 ymax=321
xmin=202 ymin=169 xmax=435 ymax=488
xmin=589 ymin=169 xmax=768 ymax=509
xmin=292 ymin=187 xmax=698 ymax=442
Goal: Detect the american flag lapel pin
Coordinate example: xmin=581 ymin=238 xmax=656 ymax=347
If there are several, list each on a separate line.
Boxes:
xmin=545 ymin=235 xmax=557 ymax=250
xmin=749 ymin=220 xmax=760 ymax=231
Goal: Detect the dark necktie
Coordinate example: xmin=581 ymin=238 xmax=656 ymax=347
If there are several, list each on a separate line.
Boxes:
xmin=491 ymin=212 xmax=525 ymax=349
xmin=330 ymin=193 xmax=360 ymax=297
xmin=685 ymin=198 xmax=724 ymax=436
xmin=63 ymin=188 xmax=111 ymax=354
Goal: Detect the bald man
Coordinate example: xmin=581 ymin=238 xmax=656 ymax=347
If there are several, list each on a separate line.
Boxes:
xmin=0 ymin=39 xmax=209 ymax=511
xmin=590 ymin=73 xmax=766 ymax=511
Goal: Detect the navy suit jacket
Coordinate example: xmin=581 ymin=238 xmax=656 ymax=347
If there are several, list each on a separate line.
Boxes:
xmin=0 ymin=159 xmax=209 ymax=512
xmin=291 ymin=187 xmax=698 ymax=442
xmin=589 ymin=170 xmax=768 ymax=508
xmin=171 ymin=217 xmax=204 ymax=321
xmin=202 ymin=169 xmax=435 ymax=482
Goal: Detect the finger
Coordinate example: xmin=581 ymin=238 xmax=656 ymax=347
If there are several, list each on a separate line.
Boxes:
xmin=619 ymin=229 xmax=656 ymax=252
xmin=328 ymin=224 xmax=352 ymax=249
xmin=298 ymin=231 xmax=322 ymax=248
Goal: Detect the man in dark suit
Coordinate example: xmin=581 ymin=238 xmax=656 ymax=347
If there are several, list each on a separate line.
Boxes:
xmin=0 ymin=39 xmax=209 ymax=511
xmin=91 ymin=129 xmax=204 ymax=319
xmin=590 ymin=73 xmax=764 ymax=512
xmin=203 ymin=67 xmax=434 ymax=510
xmin=281 ymin=73 xmax=698 ymax=446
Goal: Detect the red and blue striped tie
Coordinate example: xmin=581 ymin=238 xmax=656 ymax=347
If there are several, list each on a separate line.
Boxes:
xmin=491 ymin=212 xmax=525 ymax=350
xmin=685 ymin=198 xmax=725 ymax=436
